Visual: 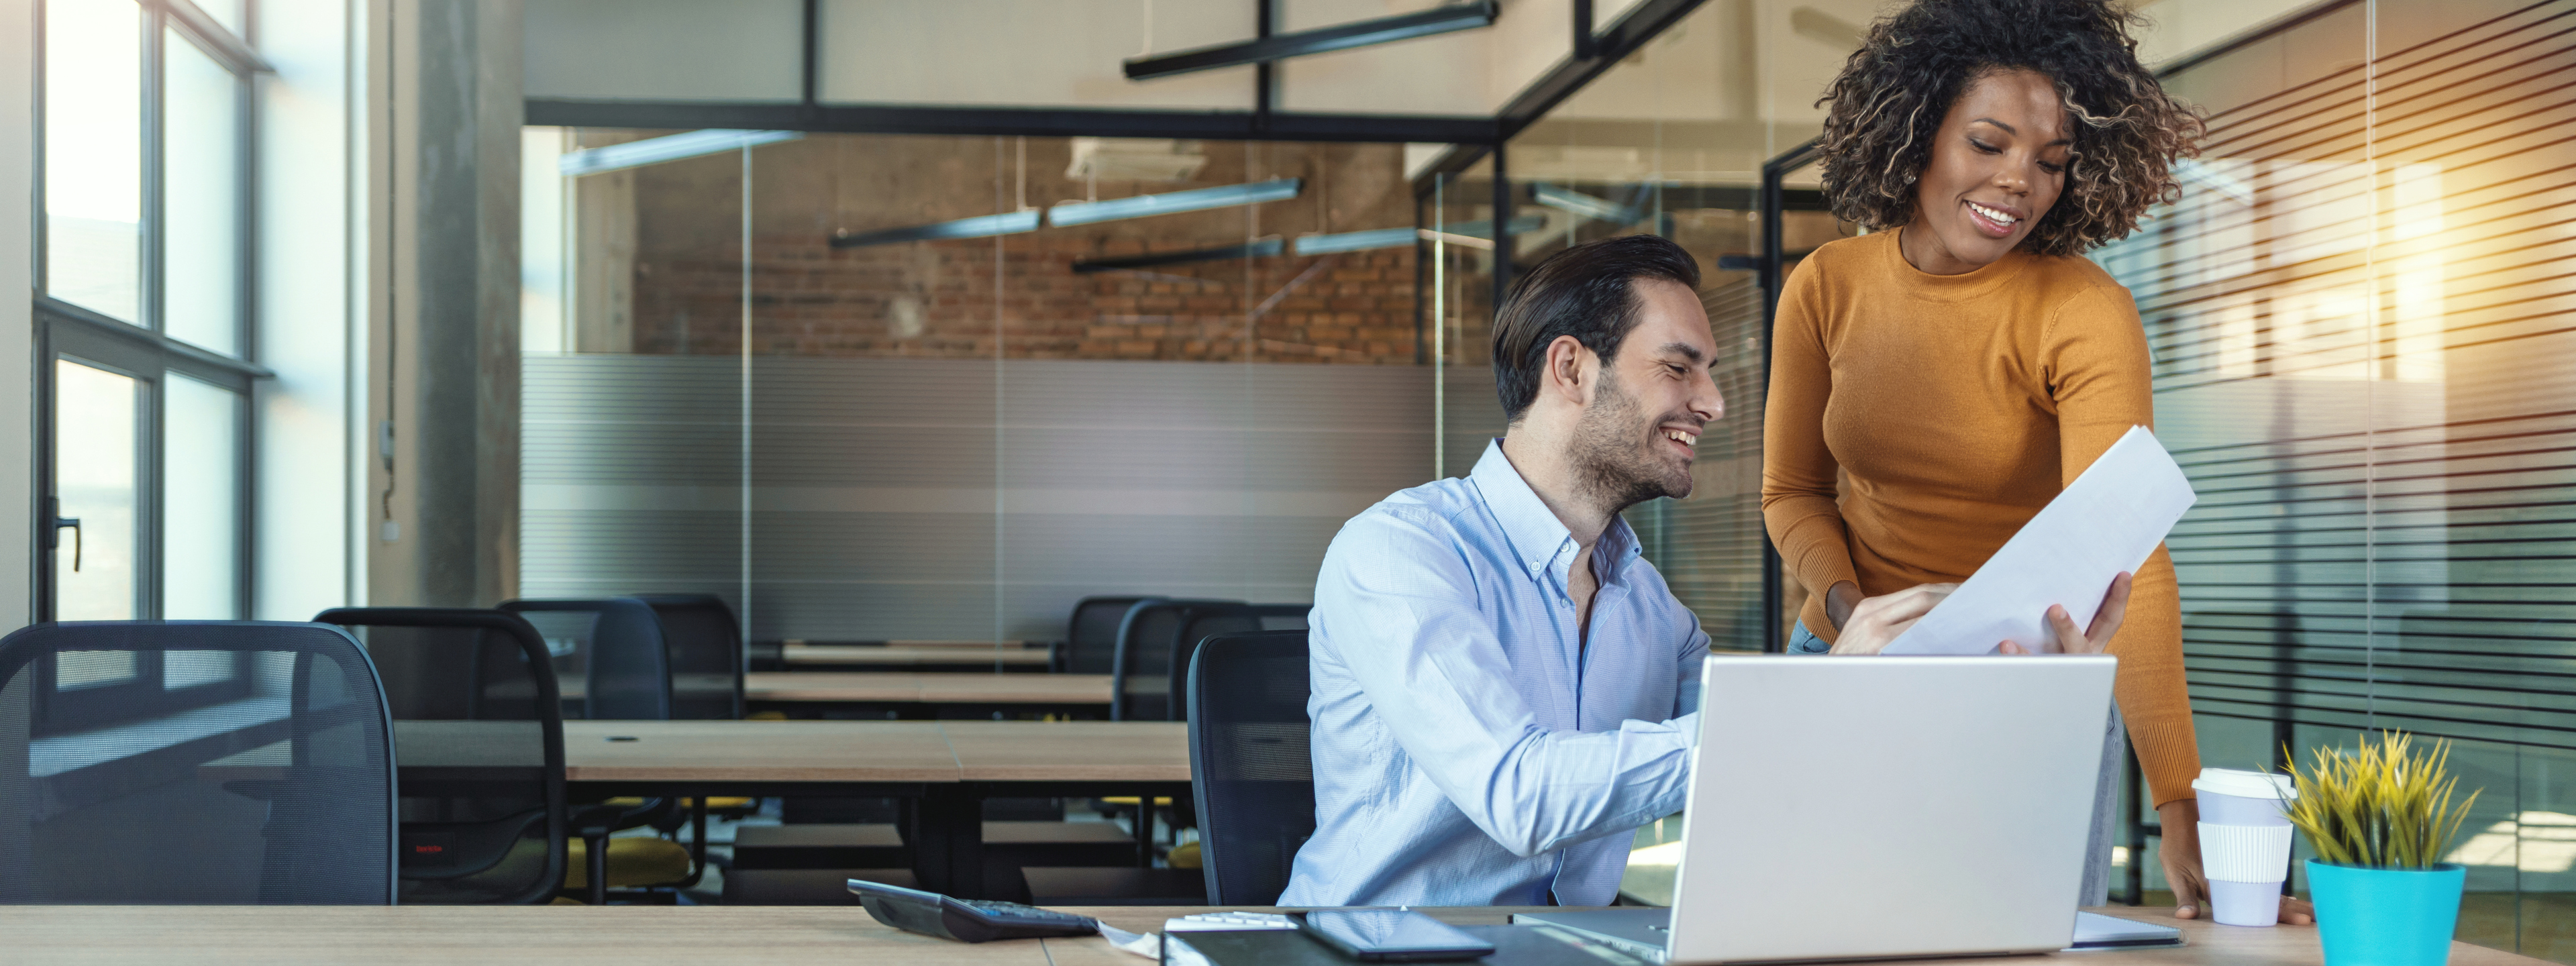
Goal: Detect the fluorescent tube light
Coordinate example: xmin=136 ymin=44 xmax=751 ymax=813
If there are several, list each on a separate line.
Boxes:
xmin=1533 ymin=184 xmax=1636 ymax=223
xmin=558 ymin=129 xmax=803 ymax=176
xmin=1294 ymin=227 xmax=1418 ymax=255
xmin=831 ymin=210 xmax=1043 ymax=249
xmin=1072 ymin=238 xmax=1285 ymax=274
xmin=1125 ymin=1 xmax=1501 ymax=80
xmin=1049 ymin=178 xmax=1303 ymax=227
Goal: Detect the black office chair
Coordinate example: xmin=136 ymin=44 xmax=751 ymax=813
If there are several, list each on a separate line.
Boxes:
xmin=1066 ymin=595 xmax=1157 ymax=674
xmin=1109 ymin=598 xmax=1239 ymax=722
xmin=1186 ymin=629 xmax=1315 ymax=906
xmin=629 ymin=594 xmax=744 ymax=721
xmin=1163 ymin=603 xmax=1309 ymax=723
xmin=503 ymin=598 xmax=671 ymax=721
xmin=313 ymin=607 xmax=568 ymax=905
xmin=499 ymin=598 xmax=693 ymax=902
xmin=629 ymin=594 xmax=762 ymax=841
xmin=0 ymin=621 xmax=397 ymax=904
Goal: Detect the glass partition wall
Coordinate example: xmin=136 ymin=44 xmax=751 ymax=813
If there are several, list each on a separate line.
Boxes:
xmin=520 ymin=131 xmax=1430 ymax=650
xmin=1406 ymin=1 xmax=2576 ymax=955
xmin=2086 ymin=2 xmax=2576 ymax=955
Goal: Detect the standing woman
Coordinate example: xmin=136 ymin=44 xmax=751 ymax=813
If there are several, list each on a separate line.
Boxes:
xmin=1763 ymin=0 xmax=2305 ymax=922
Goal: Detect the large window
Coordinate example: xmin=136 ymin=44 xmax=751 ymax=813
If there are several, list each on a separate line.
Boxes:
xmin=37 ymin=0 xmax=267 ymax=630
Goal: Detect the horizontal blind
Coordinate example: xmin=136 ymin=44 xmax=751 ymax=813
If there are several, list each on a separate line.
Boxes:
xmin=2094 ymin=0 xmax=2576 ymax=752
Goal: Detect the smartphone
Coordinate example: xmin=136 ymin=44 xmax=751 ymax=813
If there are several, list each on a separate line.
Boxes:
xmin=1299 ymin=909 xmax=1496 ymax=962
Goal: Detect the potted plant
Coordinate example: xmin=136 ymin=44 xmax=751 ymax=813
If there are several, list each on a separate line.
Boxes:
xmin=2281 ymin=731 xmax=2481 ymax=966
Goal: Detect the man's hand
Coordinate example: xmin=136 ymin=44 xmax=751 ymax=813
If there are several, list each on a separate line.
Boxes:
xmin=1828 ymin=584 xmax=1958 ymax=655
xmin=2157 ymin=798 xmax=2315 ymax=924
xmin=1998 ymin=572 xmax=2134 ymax=655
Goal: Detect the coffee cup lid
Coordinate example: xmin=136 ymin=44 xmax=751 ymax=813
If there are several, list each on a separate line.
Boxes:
xmin=2192 ymin=767 xmax=2296 ymax=800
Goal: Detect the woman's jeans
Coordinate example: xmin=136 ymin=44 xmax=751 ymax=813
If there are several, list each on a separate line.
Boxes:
xmin=1784 ymin=621 xmax=2124 ymax=904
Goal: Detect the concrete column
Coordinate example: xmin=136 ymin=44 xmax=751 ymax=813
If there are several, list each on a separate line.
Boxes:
xmin=372 ymin=0 xmax=521 ymax=606
xmin=1 ymin=0 xmax=30 ymax=631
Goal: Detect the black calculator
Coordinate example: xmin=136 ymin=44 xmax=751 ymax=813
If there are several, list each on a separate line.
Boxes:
xmin=845 ymin=879 xmax=1100 ymax=943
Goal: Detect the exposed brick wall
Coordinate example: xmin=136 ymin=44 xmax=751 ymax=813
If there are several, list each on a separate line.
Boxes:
xmin=617 ymin=136 xmax=1421 ymax=364
xmin=630 ymin=233 xmax=1418 ymax=364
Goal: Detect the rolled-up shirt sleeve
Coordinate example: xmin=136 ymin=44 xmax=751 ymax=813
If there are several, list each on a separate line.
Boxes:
xmin=1315 ymin=506 xmax=1699 ymax=859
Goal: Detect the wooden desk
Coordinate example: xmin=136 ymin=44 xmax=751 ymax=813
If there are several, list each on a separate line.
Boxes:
xmin=5 ymin=905 xmax=2550 ymax=965
xmin=1043 ymin=906 xmax=2554 ymax=966
xmin=552 ymin=719 xmax=1184 ymax=900
xmin=560 ymin=720 xmax=960 ymax=784
xmin=943 ymin=720 xmax=1190 ymax=782
xmin=0 ymin=905 xmax=1035 ymax=965
xmin=744 ymin=672 xmax=1113 ymax=717
xmin=780 ymin=645 xmax=1053 ymax=667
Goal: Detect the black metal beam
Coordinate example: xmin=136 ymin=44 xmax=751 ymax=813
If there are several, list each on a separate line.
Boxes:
xmin=525 ymin=99 xmax=1502 ymax=145
xmin=1071 ymin=239 xmax=1285 ymax=274
xmin=1491 ymin=143 xmax=1512 ymax=317
xmin=1572 ymin=0 xmax=1596 ymax=60
xmin=1410 ymin=0 xmax=1707 ymax=193
xmin=1755 ymin=138 xmax=1820 ymax=654
xmin=1123 ymin=1 xmax=1500 ymax=80
xmin=799 ymin=0 xmax=819 ymax=106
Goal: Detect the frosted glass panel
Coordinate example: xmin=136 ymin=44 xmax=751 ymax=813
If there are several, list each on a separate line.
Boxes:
xmin=44 ymin=0 xmax=144 ymax=322
xmin=163 ymin=28 xmax=244 ymax=354
xmin=55 ymin=360 xmax=140 ymax=621
xmin=163 ymin=374 xmax=242 ymax=619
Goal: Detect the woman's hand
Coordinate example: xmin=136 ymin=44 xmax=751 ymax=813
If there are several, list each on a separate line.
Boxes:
xmin=1828 ymin=584 xmax=1959 ymax=655
xmin=2157 ymin=799 xmax=2315 ymax=924
xmin=1998 ymin=571 xmax=2133 ymax=655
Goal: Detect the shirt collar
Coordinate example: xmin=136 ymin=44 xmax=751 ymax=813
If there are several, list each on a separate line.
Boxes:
xmin=1468 ymin=439 xmax=1642 ymax=584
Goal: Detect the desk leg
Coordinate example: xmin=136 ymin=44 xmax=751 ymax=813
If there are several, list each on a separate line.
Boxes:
xmin=910 ymin=786 xmax=986 ymax=899
xmin=1135 ymin=793 xmax=1154 ymax=867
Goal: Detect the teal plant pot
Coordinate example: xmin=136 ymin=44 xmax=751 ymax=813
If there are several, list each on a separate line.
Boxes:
xmin=2308 ymin=860 xmax=2467 ymax=966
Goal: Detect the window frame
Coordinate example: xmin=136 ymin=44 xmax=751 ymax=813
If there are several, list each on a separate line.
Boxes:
xmin=32 ymin=0 xmax=270 ymax=643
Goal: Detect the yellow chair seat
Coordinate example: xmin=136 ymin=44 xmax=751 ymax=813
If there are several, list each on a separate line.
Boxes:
xmin=597 ymin=796 xmax=754 ymax=811
xmin=1167 ymin=841 xmax=1202 ymax=869
xmin=562 ymin=837 xmax=692 ymax=889
xmin=1099 ymin=796 xmax=1174 ymax=807
xmin=745 ymin=710 xmax=788 ymax=721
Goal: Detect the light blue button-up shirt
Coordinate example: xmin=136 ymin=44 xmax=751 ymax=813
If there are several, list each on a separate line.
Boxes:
xmin=1279 ymin=440 xmax=1708 ymax=908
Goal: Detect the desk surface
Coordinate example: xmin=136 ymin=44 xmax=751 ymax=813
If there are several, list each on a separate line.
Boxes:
xmin=781 ymin=645 xmax=1052 ymax=666
xmin=3 ymin=906 xmax=2546 ymax=966
xmin=746 ymin=672 xmax=1112 ymax=704
xmin=943 ymin=719 xmax=1192 ymax=782
xmin=560 ymin=720 xmax=962 ymax=783
xmin=551 ymin=719 xmax=1187 ymax=784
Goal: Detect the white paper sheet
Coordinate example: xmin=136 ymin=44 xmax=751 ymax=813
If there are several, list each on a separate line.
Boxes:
xmin=1882 ymin=426 xmax=2196 ymax=655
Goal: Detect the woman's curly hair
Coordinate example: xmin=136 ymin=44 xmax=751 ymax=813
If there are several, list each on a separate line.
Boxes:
xmin=1815 ymin=0 xmax=2202 ymax=256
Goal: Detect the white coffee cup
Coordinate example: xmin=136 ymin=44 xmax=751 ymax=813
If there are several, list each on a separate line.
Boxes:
xmin=2191 ymin=767 xmax=2298 ymax=926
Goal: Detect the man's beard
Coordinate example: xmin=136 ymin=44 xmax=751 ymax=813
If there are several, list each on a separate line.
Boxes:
xmin=1569 ymin=370 xmax=1695 ymax=514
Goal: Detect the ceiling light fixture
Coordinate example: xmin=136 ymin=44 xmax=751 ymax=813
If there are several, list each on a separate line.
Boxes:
xmin=1072 ymin=238 xmax=1286 ymax=274
xmin=1293 ymin=227 xmax=1416 ymax=256
xmin=1124 ymin=1 xmax=1500 ymax=80
xmin=831 ymin=211 xmax=1043 ymax=249
xmin=1532 ymin=184 xmax=1637 ymax=223
xmin=558 ymin=129 xmax=803 ymax=176
xmin=1049 ymin=178 xmax=1304 ymax=227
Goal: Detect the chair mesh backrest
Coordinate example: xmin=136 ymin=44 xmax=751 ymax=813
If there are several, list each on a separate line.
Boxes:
xmin=1186 ymin=630 xmax=1314 ymax=906
xmin=315 ymin=608 xmax=567 ymax=906
xmin=0 ymin=621 xmax=396 ymax=904
xmin=1160 ymin=606 xmax=1264 ymax=722
xmin=1067 ymin=596 xmax=1155 ymax=674
xmin=1111 ymin=599 xmax=1237 ymax=721
xmin=501 ymin=599 xmax=670 ymax=721
xmin=632 ymin=594 xmax=743 ymax=720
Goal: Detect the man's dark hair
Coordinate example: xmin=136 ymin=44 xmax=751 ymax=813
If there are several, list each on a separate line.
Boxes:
xmin=1491 ymin=233 xmax=1701 ymax=423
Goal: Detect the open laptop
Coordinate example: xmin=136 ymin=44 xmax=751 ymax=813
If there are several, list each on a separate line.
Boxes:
xmin=1517 ymin=654 xmax=2173 ymax=963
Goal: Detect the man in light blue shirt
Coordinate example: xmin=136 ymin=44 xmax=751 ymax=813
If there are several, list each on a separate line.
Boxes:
xmin=1281 ymin=235 xmax=1924 ymax=907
